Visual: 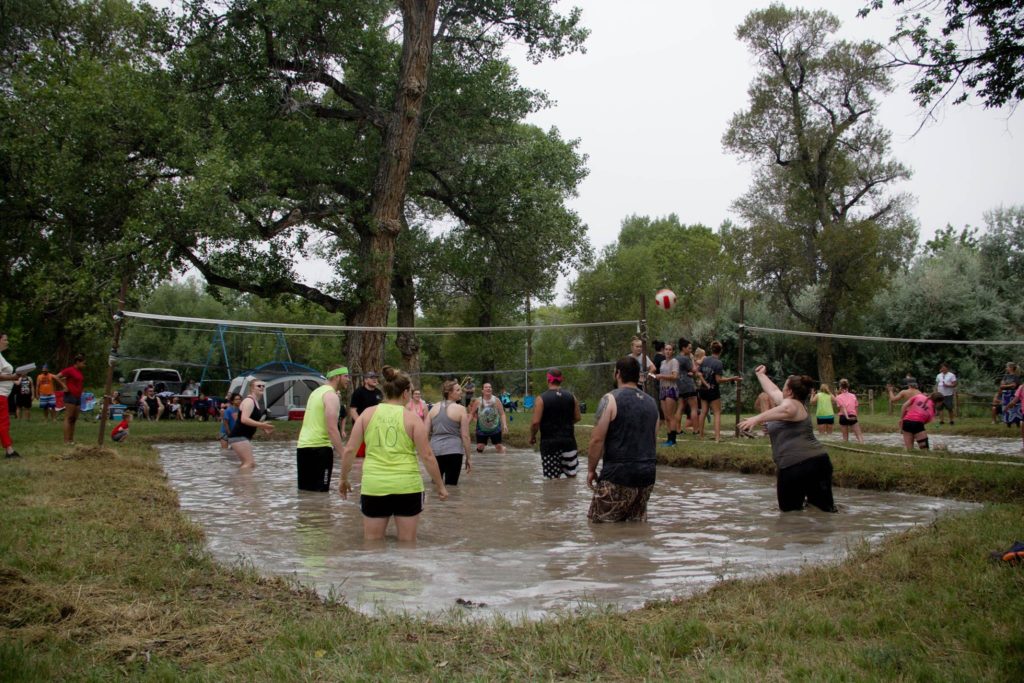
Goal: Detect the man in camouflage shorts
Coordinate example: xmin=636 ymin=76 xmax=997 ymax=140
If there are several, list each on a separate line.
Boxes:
xmin=587 ymin=356 xmax=659 ymax=522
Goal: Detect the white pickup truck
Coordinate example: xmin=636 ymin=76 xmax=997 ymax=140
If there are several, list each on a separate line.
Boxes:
xmin=119 ymin=368 xmax=184 ymax=407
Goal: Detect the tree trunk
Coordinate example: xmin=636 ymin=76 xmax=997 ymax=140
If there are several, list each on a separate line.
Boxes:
xmin=816 ymin=335 xmax=835 ymax=386
xmin=345 ymin=0 xmax=438 ymax=374
xmin=392 ymin=242 xmax=420 ymax=385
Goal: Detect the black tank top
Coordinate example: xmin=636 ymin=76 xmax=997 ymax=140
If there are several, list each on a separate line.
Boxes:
xmin=229 ymin=398 xmax=265 ymax=439
xmin=539 ymin=388 xmax=577 ymax=449
xmin=600 ymin=387 xmax=658 ymax=487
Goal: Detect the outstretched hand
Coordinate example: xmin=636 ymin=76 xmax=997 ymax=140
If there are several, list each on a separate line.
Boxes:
xmin=754 ymin=364 xmax=767 ymax=375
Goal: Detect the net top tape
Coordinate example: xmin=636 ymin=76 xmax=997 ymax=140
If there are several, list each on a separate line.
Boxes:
xmin=743 ymin=325 xmax=1024 ymax=346
xmin=122 ymin=311 xmax=638 ymax=334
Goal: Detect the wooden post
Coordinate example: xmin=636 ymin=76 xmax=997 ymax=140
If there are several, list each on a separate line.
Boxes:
xmin=868 ymin=388 xmax=875 ymax=415
xmin=98 ymin=277 xmax=128 ymax=446
xmin=735 ymin=299 xmax=745 ymax=437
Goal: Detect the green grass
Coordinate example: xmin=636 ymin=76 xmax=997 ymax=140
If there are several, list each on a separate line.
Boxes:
xmin=1 ymin=412 xmax=1023 ymax=680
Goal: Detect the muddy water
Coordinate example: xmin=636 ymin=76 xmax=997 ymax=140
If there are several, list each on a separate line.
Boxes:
xmin=821 ymin=431 xmax=1024 ymax=456
xmin=159 ymin=443 xmax=976 ymax=620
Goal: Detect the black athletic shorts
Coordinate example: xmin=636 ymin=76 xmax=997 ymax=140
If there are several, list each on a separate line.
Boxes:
xmin=839 ymin=415 xmax=858 ymax=426
xmin=16 ymin=393 xmax=31 ymax=408
xmin=680 ymin=390 xmax=698 ymax=400
xmin=699 ymin=387 xmax=720 ymax=403
xmin=476 ymin=430 xmax=502 ymax=446
xmin=777 ymin=454 xmax=836 ymax=513
xmin=816 ymin=416 xmax=834 ymax=425
xmin=296 ymin=446 xmax=334 ymax=492
xmin=360 ymin=491 xmax=424 ymax=518
xmin=901 ymin=420 xmax=926 ymax=434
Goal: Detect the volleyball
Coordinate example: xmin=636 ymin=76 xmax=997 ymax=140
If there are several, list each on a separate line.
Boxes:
xmin=655 ymin=288 xmax=676 ymax=310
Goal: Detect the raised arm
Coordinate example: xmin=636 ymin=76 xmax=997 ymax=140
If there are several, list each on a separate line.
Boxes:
xmin=753 ymin=365 xmax=783 ymax=405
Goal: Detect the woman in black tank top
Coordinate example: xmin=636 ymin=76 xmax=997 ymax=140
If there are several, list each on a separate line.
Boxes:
xmin=228 ymin=380 xmax=275 ymax=469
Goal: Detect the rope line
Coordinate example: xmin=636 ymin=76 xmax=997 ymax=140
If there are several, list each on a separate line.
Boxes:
xmin=826 ymin=441 xmax=1024 ymax=467
xmin=742 ymin=325 xmax=1024 ymax=346
xmin=123 ymin=311 xmax=637 ymax=333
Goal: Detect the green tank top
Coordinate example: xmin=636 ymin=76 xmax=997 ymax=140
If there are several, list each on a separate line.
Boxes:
xmin=297 ymin=385 xmax=335 ymax=449
xmin=815 ymin=393 xmax=834 ymax=418
xmin=361 ymin=402 xmax=422 ymax=496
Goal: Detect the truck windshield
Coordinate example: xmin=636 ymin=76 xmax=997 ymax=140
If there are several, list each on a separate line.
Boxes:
xmin=137 ymin=370 xmax=180 ymax=382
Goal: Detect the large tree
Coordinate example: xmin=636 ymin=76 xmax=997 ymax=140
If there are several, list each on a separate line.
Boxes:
xmin=722 ymin=4 xmax=918 ymax=384
xmin=0 ymin=0 xmax=184 ymax=368
xmin=860 ymin=0 xmax=1024 ymax=110
xmin=170 ymin=0 xmax=588 ymax=374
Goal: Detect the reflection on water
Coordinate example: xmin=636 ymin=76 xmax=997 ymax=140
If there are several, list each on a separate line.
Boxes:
xmin=159 ymin=443 xmax=976 ymax=619
xmin=822 ymin=431 xmax=1024 ymax=456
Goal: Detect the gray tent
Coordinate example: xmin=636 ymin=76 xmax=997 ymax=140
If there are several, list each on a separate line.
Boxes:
xmin=228 ymin=361 xmax=326 ymax=420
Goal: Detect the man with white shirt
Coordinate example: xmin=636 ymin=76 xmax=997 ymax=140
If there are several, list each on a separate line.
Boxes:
xmin=935 ymin=362 xmax=958 ymax=425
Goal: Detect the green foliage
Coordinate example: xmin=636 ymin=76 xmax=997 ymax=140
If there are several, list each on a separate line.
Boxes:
xmin=860 ymin=0 xmax=1024 ymax=109
xmin=722 ymin=4 xmax=918 ymax=381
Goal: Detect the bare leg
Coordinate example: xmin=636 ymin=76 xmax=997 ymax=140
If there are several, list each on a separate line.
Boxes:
xmin=901 ymin=430 xmax=914 ymax=450
xmin=363 ymin=516 xmax=390 ymax=541
xmin=394 ymin=514 xmax=420 ymax=542
xmin=63 ymin=405 xmax=80 ymax=444
xmin=711 ymin=399 xmax=722 ymax=442
xmin=230 ymin=439 xmax=256 ymax=469
xmin=662 ymin=397 xmax=678 ymax=435
xmin=853 ymin=423 xmax=864 ymax=444
xmin=697 ymin=400 xmax=709 ymax=438
xmin=841 ymin=425 xmax=849 ymax=441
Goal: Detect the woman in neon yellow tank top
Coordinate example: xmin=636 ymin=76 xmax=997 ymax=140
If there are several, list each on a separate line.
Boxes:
xmin=809 ymin=383 xmax=837 ymax=436
xmin=340 ymin=365 xmax=448 ymax=541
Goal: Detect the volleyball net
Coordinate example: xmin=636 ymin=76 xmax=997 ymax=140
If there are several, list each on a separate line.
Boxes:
xmin=117 ymin=310 xmax=641 ymax=398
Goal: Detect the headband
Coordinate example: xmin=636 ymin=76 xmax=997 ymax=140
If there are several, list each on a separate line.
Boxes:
xmin=326 ymin=366 xmax=349 ymax=379
xmin=547 ymin=372 xmax=562 ymax=384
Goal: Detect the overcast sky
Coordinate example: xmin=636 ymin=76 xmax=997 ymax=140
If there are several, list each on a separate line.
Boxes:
xmin=506 ymin=0 xmax=1024 ymax=258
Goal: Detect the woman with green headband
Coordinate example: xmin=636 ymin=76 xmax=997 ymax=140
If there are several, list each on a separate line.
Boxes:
xmin=296 ymin=365 xmax=351 ymax=491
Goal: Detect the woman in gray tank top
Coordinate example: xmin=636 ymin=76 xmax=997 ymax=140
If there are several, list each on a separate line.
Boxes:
xmin=738 ymin=365 xmax=837 ymax=513
xmin=428 ymin=380 xmax=472 ymax=485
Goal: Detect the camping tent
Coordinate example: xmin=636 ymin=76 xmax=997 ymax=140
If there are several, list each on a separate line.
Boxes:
xmin=228 ymin=361 xmax=326 ymax=420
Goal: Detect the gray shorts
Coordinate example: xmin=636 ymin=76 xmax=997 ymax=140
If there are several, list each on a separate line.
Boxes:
xmin=940 ymin=395 xmax=954 ymax=411
xmin=228 ymin=436 xmax=250 ymax=445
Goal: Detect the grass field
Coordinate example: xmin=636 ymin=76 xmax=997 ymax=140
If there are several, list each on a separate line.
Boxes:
xmin=1 ymin=410 xmax=1022 ymax=680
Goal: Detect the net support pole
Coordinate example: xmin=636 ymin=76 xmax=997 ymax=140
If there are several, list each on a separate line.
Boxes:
xmin=735 ymin=299 xmax=745 ymax=438
xmin=639 ymin=294 xmax=648 ymax=388
xmin=98 ymin=277 xmax=128 ymax=446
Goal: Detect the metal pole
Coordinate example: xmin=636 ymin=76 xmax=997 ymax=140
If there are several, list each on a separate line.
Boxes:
xmin=98 ymin=277 xmax=128 ymax=446
xmin=735 ymin=298 xmax=745 ymax=437
xmin=639 ymin=294 xmax=648 ymax=388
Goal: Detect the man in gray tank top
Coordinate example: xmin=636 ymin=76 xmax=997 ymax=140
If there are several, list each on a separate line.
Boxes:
xmin=587 ymin=356 xmax=659 ymax=522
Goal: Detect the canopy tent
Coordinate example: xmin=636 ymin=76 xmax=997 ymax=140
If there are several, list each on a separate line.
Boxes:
xmin=228 ymin=361 xmax=326 ymax=420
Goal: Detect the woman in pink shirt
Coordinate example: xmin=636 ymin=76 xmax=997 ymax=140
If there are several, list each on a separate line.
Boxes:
xmin=900 ymin=391 xmax=943 ymax=450
xmin=406 ymin=388 xmax=429 ymax=424
xmin=834 ymin=379 xmax=863 ymax=444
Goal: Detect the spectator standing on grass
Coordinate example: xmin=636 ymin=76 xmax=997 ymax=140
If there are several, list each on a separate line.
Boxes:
xmin=54 ymin=354 xmax=86 ymax=445
xmin=835 ymin=380 xmax=864 ymax=444
xmin=1005 ymin=384 xmax=1024 ymax=452
xmin=629 ymin=336 xmax=657 ymax=389
xmin=0 ymin=333 xmax=25 ymax=458
xmin=999 ymin=362 xmax=1021 ymax=427
xmin=935 ymin=363 xmax=957 ymax=425
xmin=586 ymin=356 xmax=659 ymax=522
xmin=15 ymin=372 xmax=33 ymax=421
xmin=810 ymin=384 xmax=837 ymax=436
xmin=696 ymin=341 xmax=742 ymax=443
xmin=34 ymin=365 xmax=57 ymax=423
